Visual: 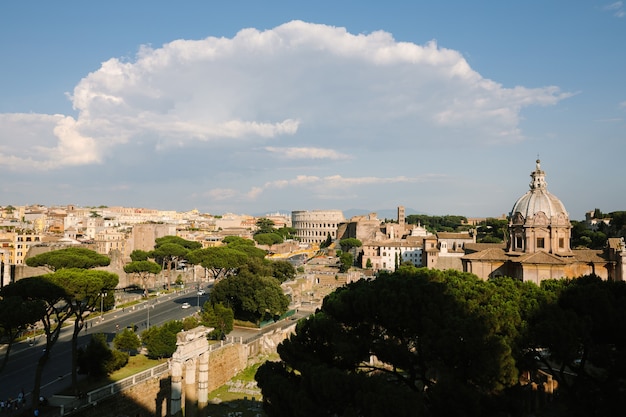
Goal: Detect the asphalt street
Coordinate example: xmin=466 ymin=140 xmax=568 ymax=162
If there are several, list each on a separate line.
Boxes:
xmin=0 ymin=287 xmax=208 ymax=405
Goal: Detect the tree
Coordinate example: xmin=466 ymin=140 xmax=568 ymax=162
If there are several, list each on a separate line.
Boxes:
xmin=276 ymin=226 xmax=296 ymax=240
xmin=187 ymin=246 xmax=249 ymax=280
xmin=210 ymin=275 xmax=289 ymax=323
xmin=124 ymin=260 xmax=162 ymax=293
xmin=150 ymin=238 xmax=195 ymax=290
xmin=129 ymin=249 xmax=151 ymax=262
xmin=320 ymin=233 xmax=332 ymax=249
xmin=256 ymin=269 xmax=520 ymax=417
xmin=338 ymin=252 xmax=353 ymax=272
xmin=255 ymin=218 xmax=276 ymax=235
xmin=25 ymin=247 xmax=110 ymax=271
xmin=78 ymin=333 xmax=128 ymax=378
xmin=113 ymin=328 xmax=141 ymax=354
xmin=1 ymin=277 xmax=69 ymax=404
xmin=46 ymin=268 xmax=119 ymax=393
xmin=141 ymin=320 xmax=184 ymax=359
xmin=201 ymin=302 xmax=234 ymax=339
xmin=339 ymin=238 xmax=362 ymax=252
xmin=529 ymin=275 xmax=626 ymax=414
xmin=0 ymin=293 xmax=46 ymax=373
xmin=254 ymin=232 xmax=284 ymax=248
xmin=270 ymin=260 xmax=296 ymax=283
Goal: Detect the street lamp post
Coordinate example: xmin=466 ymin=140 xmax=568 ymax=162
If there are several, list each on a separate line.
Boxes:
xmin=100 ymin=291 xmax=107 ymax=321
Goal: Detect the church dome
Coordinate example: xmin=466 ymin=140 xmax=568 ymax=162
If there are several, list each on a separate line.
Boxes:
xmin=510 ymin=160 xmax=569 ymax=224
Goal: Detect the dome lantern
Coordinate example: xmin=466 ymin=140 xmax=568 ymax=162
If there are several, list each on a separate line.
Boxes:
xmin=507 ymin=160 xmax=572 ymax=255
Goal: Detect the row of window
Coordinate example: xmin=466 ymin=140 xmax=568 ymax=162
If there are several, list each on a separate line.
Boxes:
xmin=514 ymin=236 xmax=566 ymax=250
xmin=293 ymin=223 xmax=339 ymax=229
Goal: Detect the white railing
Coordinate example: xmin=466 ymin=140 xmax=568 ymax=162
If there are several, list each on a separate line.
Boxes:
xmin=87 ymin=361 xmax=170 ymax=403
xmin=59 ymin=362 xmax=170 ymax=415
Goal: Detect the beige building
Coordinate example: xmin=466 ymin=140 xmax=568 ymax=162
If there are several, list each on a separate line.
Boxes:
xmin=462 ymin=160 xmax=626 ymax=283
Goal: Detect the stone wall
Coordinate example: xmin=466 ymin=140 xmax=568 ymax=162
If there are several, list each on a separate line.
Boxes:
xmin=69 ymin=374 xmax=171 ymax=417
xmin=206 ymin=343 xmax=248 ymax=393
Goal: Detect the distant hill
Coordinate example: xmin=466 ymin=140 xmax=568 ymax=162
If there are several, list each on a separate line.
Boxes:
xmin=343 ymin=207 xmax=423 ymax=220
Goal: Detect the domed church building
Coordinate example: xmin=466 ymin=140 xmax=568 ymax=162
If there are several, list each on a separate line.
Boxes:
xmin=462 ymin=160 xmax=626 ymax=284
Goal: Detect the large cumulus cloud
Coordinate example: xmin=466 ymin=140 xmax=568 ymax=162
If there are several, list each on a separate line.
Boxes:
xmin=0 ymin=20 xmax=570 ymax=210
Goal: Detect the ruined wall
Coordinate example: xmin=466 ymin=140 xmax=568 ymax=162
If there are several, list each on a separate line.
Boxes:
xmin=206 ymin=343 xmax=248 ymax=393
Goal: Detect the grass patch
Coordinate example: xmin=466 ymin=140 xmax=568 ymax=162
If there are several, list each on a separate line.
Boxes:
xmin=233 ymin=319 xmax=258 ymax=328
xmin=109 ymin=354 xmax=166 ymax=381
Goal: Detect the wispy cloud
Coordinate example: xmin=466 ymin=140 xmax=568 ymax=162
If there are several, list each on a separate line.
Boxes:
xmin=603 ymin=2 xmax=625 ymax=17
xmin=205 ymin=173 xmax=446 ymax=202
xmin=265 ymin=146 xmax=351 ymax=160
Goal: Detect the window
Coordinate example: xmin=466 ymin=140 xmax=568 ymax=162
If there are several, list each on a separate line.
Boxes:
xmin=516 ymin=236 xmax=523 ymax=249
xmin=537 ymin=237 xmax=545 ymax=249
xmin=559 ymin=238 xmax=564 ymax=249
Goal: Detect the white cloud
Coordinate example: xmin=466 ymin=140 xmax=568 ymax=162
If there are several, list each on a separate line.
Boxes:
xmin=0 ymin=17 xmax=570 ymax=216
xmin=265 ymin=146 xmax=350 ymax=160
xmin=0 ymin=19 xmax=564 ymax=174
xmin=603 ymin=2 xmax=625 ymax=17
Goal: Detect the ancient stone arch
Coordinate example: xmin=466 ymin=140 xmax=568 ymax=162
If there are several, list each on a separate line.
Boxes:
xmin=170 ymin=326 xmax=212 ymax=417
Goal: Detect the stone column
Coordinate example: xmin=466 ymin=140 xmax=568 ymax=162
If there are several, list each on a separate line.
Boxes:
xmin=185 ymin=359 xmax=198 ymax=417
xmin=198 ymin=351 xmax=209 ymax=416
xmin=171 ymin=360 xmax=183 ymax=417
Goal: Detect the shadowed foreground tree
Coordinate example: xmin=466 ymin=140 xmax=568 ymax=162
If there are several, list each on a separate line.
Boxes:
xmin=1 ymin=278 xmax=69 ymax=405
xmin=77 ymin=333 xmax=128 ymax=378
xmin=529 ymin=275 xmax=626 ymax=415
xmin=0 ymin=293 xmax=46 ymax=373
xmin=256 ymin=269 xmax=519 ymax=417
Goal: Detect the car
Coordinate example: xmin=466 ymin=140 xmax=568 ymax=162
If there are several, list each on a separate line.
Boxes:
xmin=197 ymin=289 xmax=206 ymax=295
xmin=181 ymin=302 xmax=191 ymax=309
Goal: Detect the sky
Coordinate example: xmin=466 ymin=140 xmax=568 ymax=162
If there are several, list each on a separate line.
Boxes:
xmin=0 ymin=1 xmax=624 ymax=220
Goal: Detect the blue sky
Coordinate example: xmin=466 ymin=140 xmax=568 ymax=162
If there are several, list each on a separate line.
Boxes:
xmin=1 ymin=1 xmax=624 ymax=220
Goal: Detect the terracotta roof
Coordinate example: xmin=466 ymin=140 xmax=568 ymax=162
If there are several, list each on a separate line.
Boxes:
xmin=462 ymin=247 xmax=509 ymax=261
xmin=517 ymin=251 xmax=568 ymax=265
xmin=571 ymin=249 xmax=607 ymax=263
xmin=464 ymin=242 xmax=506 ymax=253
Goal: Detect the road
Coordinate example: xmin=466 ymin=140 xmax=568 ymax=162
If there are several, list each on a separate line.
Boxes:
xmin=0 ymin=287 xmax=209 ymax=403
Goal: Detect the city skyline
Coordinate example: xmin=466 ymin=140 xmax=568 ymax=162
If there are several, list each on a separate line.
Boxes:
xmin=1 ymin=1 xmax=625 ymax=219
